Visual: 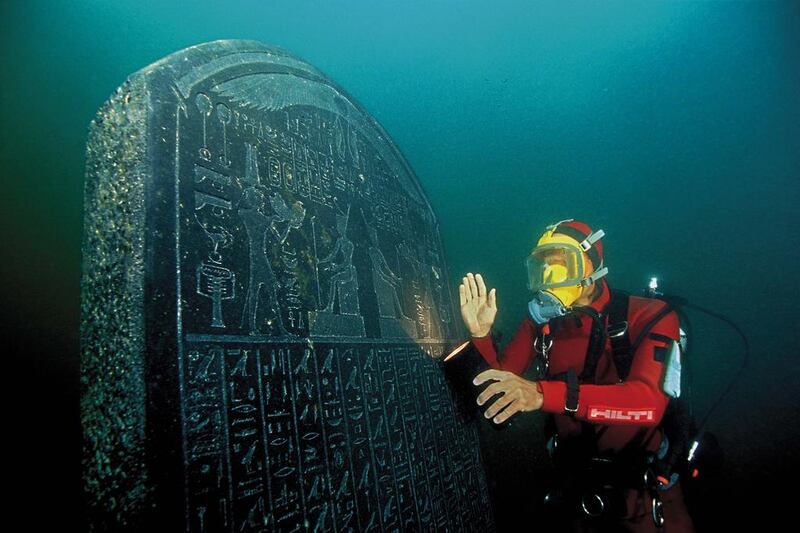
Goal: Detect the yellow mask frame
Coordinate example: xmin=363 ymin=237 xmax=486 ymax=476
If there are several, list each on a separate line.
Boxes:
xmin=525 ymin=224 xmax=608 ymax=306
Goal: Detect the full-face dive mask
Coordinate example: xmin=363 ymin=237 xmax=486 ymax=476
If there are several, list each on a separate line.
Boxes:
xmin=525 ymin=220 xmax=609 ymax=324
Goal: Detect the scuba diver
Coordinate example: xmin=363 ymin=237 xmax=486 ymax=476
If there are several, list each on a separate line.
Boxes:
xmin=455 ymin=219 xmax=696 ymax=532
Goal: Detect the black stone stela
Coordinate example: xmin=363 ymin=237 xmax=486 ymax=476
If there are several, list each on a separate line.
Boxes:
xmin=81 ymin=40 xmax=494 ymax=532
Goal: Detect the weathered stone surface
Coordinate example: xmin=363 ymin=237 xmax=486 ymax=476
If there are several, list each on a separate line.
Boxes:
xmin=81 ymin=40 xmax=494 ymax=531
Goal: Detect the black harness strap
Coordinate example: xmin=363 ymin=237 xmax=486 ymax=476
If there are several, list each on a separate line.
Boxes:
xmin=629 ymin=304 xmax=675 ymax=363
xmin=544 ymin=309 xmax=606 ymax=384
xmin=577 ymin=306 xmax=608 ymax=383
xmin=606 ymin=291 xmax=674 ymax=381
xmin=648 ymin=332 xmax=674 ymax=345
xmin=607 ymin=290 xmax=633 ymax=382
xmin=565 ymin=368 xmax=579 ymax=415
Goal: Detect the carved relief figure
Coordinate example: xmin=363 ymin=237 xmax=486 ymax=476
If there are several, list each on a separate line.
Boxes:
xmin=308 ymin=204 xmax=365 ymax=338
xmin=238 ymin=187 xmax=292 ymax=336
xmin=368 ymin=225 xmax=409 ymax=320
xmin=317 ymin=205 xmax=360 ymax=315
xmin=366 ymin=222 xmax=418 ymax=339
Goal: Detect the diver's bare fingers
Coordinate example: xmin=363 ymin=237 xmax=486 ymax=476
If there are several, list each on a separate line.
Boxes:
xmin=489 ymin=288 xmax=497 ymax=309
xmin=473 ymin=369 xmax=508 ymax=386
xmin=476 ymin=273 xmax=487 ymax=299
xmin=462 ymin=277 xmax=472 ymax=302
xmin=467 ymin=273 xmax=479 ymax=300
xmin=476 ymin=381 xmax=506 ymax=406
xmin=493 ymin=401 xmax=521 ymax=424
xmin=484 ymin=391 xmax=514 ymax=419
xmin=459 ymin=283 xmax=466 ymax=306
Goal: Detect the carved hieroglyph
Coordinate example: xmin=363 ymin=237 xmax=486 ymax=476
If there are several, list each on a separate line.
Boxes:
xmin=81 ymin=40 xmax=493 ymax=532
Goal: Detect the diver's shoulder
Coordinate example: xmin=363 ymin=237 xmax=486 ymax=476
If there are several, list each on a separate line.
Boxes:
xmin=626 ymin=295 xmax=678 ymax=334
xmin=627 ymin=294 xmax=669 ymax=312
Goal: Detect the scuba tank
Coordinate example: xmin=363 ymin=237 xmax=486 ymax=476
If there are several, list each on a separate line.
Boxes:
xmin=642 ymin=277 xmax=740 ymax=491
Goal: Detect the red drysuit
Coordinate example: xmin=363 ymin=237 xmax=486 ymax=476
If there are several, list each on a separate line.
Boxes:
xmin=471 ymin=280 xmax=676 ymax=453
xmin=470 ymin=280 xmax=695 ymax=532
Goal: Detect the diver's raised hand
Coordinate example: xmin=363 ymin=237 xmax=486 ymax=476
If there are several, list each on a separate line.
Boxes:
xmin=459 ymin=273 xmax=497 ymax=337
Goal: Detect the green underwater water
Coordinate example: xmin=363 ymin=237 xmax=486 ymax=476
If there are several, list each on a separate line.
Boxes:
xmin=3 ymin=1 xmax=798 ymax=530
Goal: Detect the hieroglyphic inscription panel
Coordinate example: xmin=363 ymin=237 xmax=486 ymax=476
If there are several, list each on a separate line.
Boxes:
xmin=81 ymin=40 xmax=492 ymax=532
xmin=180 ymin=342 xmax=492 ymax=532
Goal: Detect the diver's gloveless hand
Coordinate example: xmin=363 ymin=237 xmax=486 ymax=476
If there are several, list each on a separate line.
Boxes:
xmin=473 ymin=369 xmax=544 ymax=424
xmin=459 ymin=272 xmax=497 ymax=337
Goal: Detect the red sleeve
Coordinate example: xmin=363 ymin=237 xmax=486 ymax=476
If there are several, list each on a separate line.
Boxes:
xmin=470 ymin=317 xmax=538 ymax=375
xmin=539 ymin=303 xmax=678 ymax=427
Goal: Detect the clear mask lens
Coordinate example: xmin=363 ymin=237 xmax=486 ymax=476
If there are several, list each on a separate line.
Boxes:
xmin=526 ymin=243 xmax=585 ymax=292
